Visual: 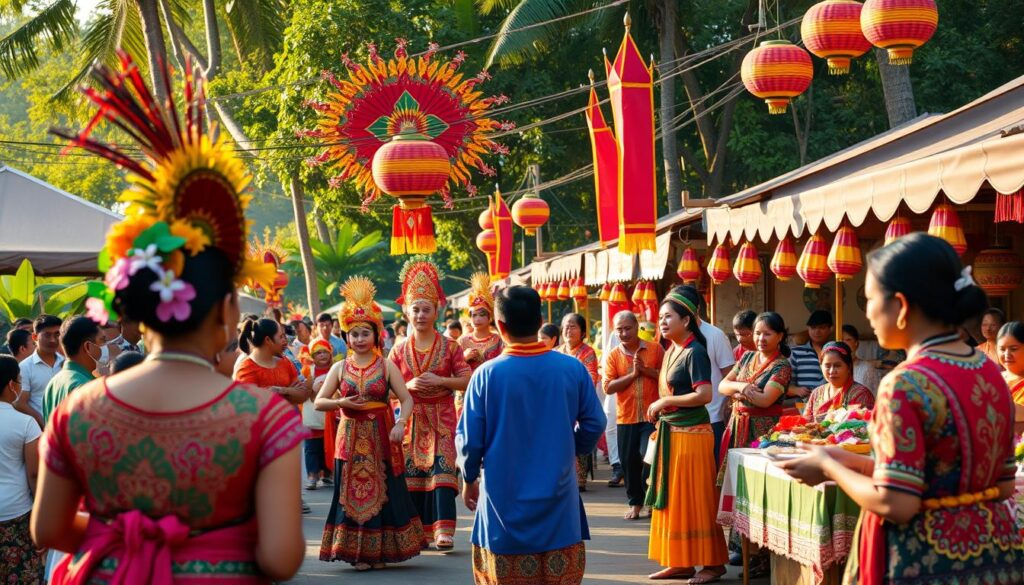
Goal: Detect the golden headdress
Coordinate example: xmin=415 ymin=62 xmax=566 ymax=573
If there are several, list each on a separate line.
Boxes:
xmin=396 ymin=256 xmax=446 ymax=307
xmin=467 ymin=272 xmax=494 ymax=314
xmin=52 ymin=52 xmax=274 ymax=324
xmin=339 ymin=276 xmax=384 ymax=335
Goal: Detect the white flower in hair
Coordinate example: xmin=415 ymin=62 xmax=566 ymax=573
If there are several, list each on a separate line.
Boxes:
xmin=128 ymin=244 xmax=165 ymax=276
xmin=954 ymin=266 xmax=976 ymax=292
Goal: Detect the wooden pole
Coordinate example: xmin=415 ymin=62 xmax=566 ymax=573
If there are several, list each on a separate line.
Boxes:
xmin=835 ymin=278 xmax=844 ymax=341
xmin=547 ymin=300 xmax=552 ymax=324
xmin=708 ymin=281 xmax=717 ymax=326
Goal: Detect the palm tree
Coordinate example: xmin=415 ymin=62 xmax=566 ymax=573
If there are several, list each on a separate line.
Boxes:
xmin=284 ymin=222 xmax=386 ymax=306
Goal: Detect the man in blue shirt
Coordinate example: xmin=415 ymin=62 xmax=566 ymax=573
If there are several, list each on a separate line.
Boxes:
xmin=457 ymin=286 xmax=606 ymax=585
xmin=788 ymin=310 xmax=833 ymax=399
xmin=313 ymin=311 xmax=346 ymax=357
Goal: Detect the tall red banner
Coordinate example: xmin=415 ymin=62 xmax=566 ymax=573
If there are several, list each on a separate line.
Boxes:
xmin=606 ymin=24 xmax=656 ymax=255
xmin=585 ymin=84 xmax=621 ymax=248
xmin=492 ymin=189 xmax=513 ymax=281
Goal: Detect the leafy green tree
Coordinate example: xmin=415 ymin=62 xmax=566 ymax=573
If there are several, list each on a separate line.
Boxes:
xmin=283 ymin=222 xmax=386 ymax=306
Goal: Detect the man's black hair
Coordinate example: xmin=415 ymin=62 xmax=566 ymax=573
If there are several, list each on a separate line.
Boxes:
xmin=61 ymin=316 xmax=100 ymax=357
xmin=495 ymin=286 xmax=542 ymax=338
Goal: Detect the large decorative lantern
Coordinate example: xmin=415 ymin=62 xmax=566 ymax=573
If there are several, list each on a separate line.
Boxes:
xmin=599 ymin=283 xmax=612 ymax=301
xmin=306 ymin=41 xmax=509 ymax=255
xmin=801 ymin=0 xmax=872 ymax=74
xmin=556 ymin=280 xmax=571 ymax=301
xmin=478 ymin=205 xmax=494 ymax=230
xmin=609 ymin=283 xmax=629 ymax=305
xmin=476 ymin=229 xmax=497 ymax=255
xmin=884 ymin=216 xmax=912 ymax=246
xmin=973 ymin=246 xmax=1024 ymax=297
xmin=770 ymin=237 xmax=798 ymax=281
xmin=798 ymin=233 xmax=832 ymax=288
xmin=827 ymin=225 xmax=863 ymax=280
xmin=741 ymin=40 xmax=814 ymax=114
xmin=249 ymin=230 xmax=289 ymax=308
xmin=511 ymin=194 xmax=550 ymax=236
xmin=861 ymin=0 xmax=938 ymax=65
xmin=928 ymin=203 xmax=967 ymax=256
xmin=707 ymin=243 xmax=732 ymax=285
xmin=677 ymin=247 xmax=701 ymax=283
xmin=733 ymin=242 xmax=763 ymax=287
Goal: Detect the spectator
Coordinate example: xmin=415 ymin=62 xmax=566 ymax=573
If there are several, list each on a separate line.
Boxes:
xmin=0 ymin=354 xmax=43 ymax=583
xmin=110 ymin=351 xmax=145 ymax=375
xmin=840 ymin=325 xmax=881 ymax=394
xmin=393 ymin=320 xmax=409 ymax=348
xmin=314 ymin=312 xmax=347 ymax=358
xmin=444 ymin=319 xmax=463 ymax=341
xmin=42 ymin=316 xmax=103 ymax=424
xmin=538 ymin=323 xmax=561 ymax=349
xmin=788 ymin=310 xmax=833 ymax=400
xmin=289 ymin=319 xmax=313 ymax=356
xmin=12 ymin=318 xmax=33 ymax=332
xmin=978 ymin=307 xmax=1006 ymax=368
xmin=6 ymin=329 xmax=35 ymax=362
xmin=118 ymin=318 xmax=144 ymax=354
xmin=18 ymin=315 xmax=63 ymax=426
xmin=732 ymin=310 xmax=757 ymax=362
xmin=95 ymin=319 xmax=124 ymax=376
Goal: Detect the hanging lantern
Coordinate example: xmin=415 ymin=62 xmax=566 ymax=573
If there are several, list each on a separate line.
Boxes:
xmin=676 ymin=247 xmax=702 ymax=283
xmin=801 ymin=0 xmax=872 ymax=75
xmin=884 ymin=216 xmax=912 ymax=246
xmin=798 ymin=233 xmax=832 ymax=288
xmin=861 ymin=0 xmax=938 ymax=65
xmin=630 ymin=281 xmax=644 ymax=308
xmin=476 ymin=229 xmax=497 ymax=255
xmin=741 ymin=40 xmax=814 ymax=114
xmin=570 ymin=279 xmax=589 ymax=306
xmin=543 ymin=282 xmax=559 ymax=302
xmin=707 ymin=243 xmax=732 ymax=285
xmin=371 ymin=135 xmax=451 ymax=254
xmin=928 ymin=203 xmax=967 ymax=256
xmin=641 ymin=281 xmax=659 ymax=303
xmin=973 ymin=246 xmax=1024 ymax=297
xmin=770 ymin=237 xmax=798 ymax=281
xmin=733 ymin=242 xmax=763 ymax=287
xmin=556 ymin=280 xmax=571 ymax=301
xmin=478 ymin=206 xmax=494 ymax=230
xmin=511 ymin=195 xmax=550 ymax=236
xmin=609 ymin=283 xmax=629 ymax=306
xmin=827 ymin=225 xmax=863 ymax=281
xmin=599 ymin=283 xmax=612 ymax=301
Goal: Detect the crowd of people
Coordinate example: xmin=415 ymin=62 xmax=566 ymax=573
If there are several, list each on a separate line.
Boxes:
xmin=1 ymin=55 xmax=1023 ymax=585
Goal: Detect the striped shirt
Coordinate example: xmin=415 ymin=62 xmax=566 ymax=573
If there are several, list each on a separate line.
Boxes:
xmin=790 ymin=343 xmax=826 ymax=389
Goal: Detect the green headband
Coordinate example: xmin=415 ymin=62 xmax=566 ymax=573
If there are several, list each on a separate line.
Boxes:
xmin=665 ymin=291 xmax=698 ymax=316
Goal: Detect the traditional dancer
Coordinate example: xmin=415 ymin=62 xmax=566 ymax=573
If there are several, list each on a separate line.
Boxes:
xmin=316 ymin=277 xmax=424 ymax=570
xmin=457 ymin=273 xmax=504 ymax=414
xmin=35 ymin=54 xmax=307 ymax=583
xmin=389 ymin=259 xmax=472 ymax=550
xmin=559 ymin=312 xmax=600 ymax=491
xmin=457 ymin=286 xmax=605 ymax=585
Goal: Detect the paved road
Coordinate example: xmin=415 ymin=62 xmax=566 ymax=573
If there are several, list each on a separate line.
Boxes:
xmin=287 ymin=465 xmax=769 ymax=584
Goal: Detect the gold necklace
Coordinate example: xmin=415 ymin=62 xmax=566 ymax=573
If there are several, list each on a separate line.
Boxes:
xmin=146 ymin=351 xmax=215 ymax=371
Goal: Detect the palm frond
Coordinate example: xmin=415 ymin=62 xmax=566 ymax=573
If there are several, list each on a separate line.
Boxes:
xmin=223 ymin=0 xmax=283 ymax=72
xmin=0 ymin=0 xmax=77 ymax=79
xmin=453 ymin=0 xmax=479 ymax=34
xmin=484 ymin=0 xmax=585 ymax=69
xmin=476 ymin=0 xmax=520 ymax=16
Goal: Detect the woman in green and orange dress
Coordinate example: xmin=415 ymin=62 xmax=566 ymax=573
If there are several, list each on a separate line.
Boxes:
xmin=778 ymin=233 xmax=1022 ymax=585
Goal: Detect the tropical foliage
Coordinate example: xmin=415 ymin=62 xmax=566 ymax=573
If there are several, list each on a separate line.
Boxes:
xmin=284 ymin=222 xmax=387 ymax=306
xmin=0 ymin=259 xmax=88 ymax=323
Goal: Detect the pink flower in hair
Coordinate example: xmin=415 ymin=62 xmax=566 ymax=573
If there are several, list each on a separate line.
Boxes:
xmin=105 ymin=257 xmax=131 ymax=291
xmin=150 ymin=270 xmax=196 ymax=322
xmin=85 ymin=297 xmax=110 ymax=325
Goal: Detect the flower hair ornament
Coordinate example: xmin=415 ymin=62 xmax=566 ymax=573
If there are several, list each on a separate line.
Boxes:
xmin=954 ymin=266 xmax=976 ymax=292
xmin=53 ymin=52 xmax=276 ymax=325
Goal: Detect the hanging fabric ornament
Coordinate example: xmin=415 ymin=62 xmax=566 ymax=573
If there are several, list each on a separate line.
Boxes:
xmin=801 ymin=0 xmax=872 ymax=75
xmin=733 ymin=242 xmax=763 ymax=287
xmin=741 ymin=40 xmax=814 ymax=114
xmin=707 ymin=243 xmax=732 ymax=285
xmin=676 ymin=247 xmax=702 ymax=283
xmin=598 ymin=283 xmax=613 ymax=302
xmin=827 ymin=225 xmax=863 ymax=281
xmin=556 ymin=280 xmax=571 ymax=301
xmin=884 ymin=216 xmax=912 ymax=246
xmin=570 ymin=279 xmax=589 ymax=308
xmin=585 ymin=69 xmax=620 ymax=248
xmin=476 ymin=229 xmax=497 ymax=255
xmin=492 ymin=187 xmax=514 ymax=281
xmin=928 ymin=203 xmax=967 ymax=256
xmin=861 ymin=0 xmax=938 ymax=65
xmin=770 ymin=237 xmax=798 ymax=281
xmin=798 ymin=233 xmax=832 ymax=288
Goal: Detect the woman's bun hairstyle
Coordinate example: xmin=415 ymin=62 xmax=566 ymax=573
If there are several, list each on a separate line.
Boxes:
xmin=238 ymin=318 xmax=280 ymax=354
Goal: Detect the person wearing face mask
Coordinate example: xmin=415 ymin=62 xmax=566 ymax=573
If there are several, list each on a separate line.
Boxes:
xmin=0 ymin=355 xmax=44 ymax=584
xmin=42 ymin=316 xmax=104 ymax=424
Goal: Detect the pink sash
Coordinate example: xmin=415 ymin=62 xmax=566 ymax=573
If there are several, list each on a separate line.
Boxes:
xmin=52 ymin=511 xmax=261 ymax=585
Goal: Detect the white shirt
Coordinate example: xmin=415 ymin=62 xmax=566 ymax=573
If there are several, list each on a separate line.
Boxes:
xmin=699 ymin=321 xmax=737 ymax=424
xmin=19 ymin=351 xmax=65 ymax=416
xmin=0 ymin=402 xmax=41 ymax=521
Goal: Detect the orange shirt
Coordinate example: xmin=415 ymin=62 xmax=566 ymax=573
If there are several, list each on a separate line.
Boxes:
xmin=602 ymin=340 xmax=665 ymax=424
xmin=234 ymin=356 xmax=299 ymax=389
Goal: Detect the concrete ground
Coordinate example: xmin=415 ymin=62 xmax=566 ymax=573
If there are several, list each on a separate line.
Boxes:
xmin=286 ymin=465 xmax=770 ymax=584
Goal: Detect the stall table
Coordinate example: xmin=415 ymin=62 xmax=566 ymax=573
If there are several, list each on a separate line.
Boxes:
xmin=718 ymin=448 xmax=860 ymax=585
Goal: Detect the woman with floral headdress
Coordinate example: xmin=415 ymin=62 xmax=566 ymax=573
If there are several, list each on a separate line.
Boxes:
xmin=31 ymin=56 xmax=307 ymax=583
xmin=389 ymin=258 xmax=472 ymax=551
xmin=457 ymin=273 xmax=504 ymax=415
xmin=316 ymin=277 xmax=423 ymax=570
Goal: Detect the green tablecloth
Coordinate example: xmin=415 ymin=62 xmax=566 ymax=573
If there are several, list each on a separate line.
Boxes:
xmin=717 ymin=449 xmax=860 ymax=582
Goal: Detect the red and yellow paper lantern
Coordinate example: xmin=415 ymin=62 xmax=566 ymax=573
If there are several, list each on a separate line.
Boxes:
xmin=741 ymin=40 xmax=814 ymax=114
xmin=676 ymin=247 xmax=701 ymax=283
xmin=630 ymin=281 xmax=645 ymax=308
xmin=827 ymin=225 xmax=863 ymax=280
xmin=801 ymin=0 xmax=872 ymax=74
xmin=798 ymin=233 xmax=832 ymax=288
xmin=928 ymin=203 xmax=967 ymax=256
xmin=543 ymin=282 xmax=559 ymax=302
xmin=478 ymin=206 xmax=494 ymax=230
xmin=476 ymin=229 xmax=497 ymax=255
xmin=642 ymin=281 xmax=659 ymax=303
xmin=770 ymin=237 xmax=798 ymax=281
xmin=707 ymin=243 xmax=732 ymax=285
xmin=884 ymin=216 xmax=912 ymax=246
xmin=860 ymin=0 xmax=938 ymax=65
xmin=598 ymin=283 xmax=612 ymax=302
xmin=556 ymin=280 xmax=571 ymax=301
xmin=973 ymin=247 xmax=1024 ymax=297
xmin=609 ymin=283 xmax=629 ymax=305
xmin=511 ymin=195 xmax=550 ymax=236
xmin=371 ymin=134 xmax=451 ymax=254
xmin=733 ymin=242 xmax=763 ymax=287
xmin=570 ymin=279 xmax=589 ymax=306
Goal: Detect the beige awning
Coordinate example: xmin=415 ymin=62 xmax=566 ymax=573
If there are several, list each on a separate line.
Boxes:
xmin=530 ymin=252 xmax=584 ymax=283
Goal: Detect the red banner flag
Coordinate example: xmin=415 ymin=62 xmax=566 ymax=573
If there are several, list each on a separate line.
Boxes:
xmin=492 ymin=188 xmax=513 ymax=281
xmin=606 ymin=18 xmax=656 ymax=255
xmin=585 ymin=78 xmax=620 ymax=248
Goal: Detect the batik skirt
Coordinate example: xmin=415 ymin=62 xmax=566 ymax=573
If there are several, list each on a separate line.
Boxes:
xmin=0 ymin=512 xmax=44 ymax=585
xmin=472 ymin=541 xmax=586 ymax=585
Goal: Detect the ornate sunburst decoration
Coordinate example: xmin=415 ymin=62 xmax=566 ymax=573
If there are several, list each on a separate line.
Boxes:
xmin=302 ymin=40 xmax=513 ymax=210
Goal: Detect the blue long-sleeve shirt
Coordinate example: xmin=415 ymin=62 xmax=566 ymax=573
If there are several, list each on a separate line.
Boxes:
xmin=456 ymin=345 xmax=606 ymax=555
